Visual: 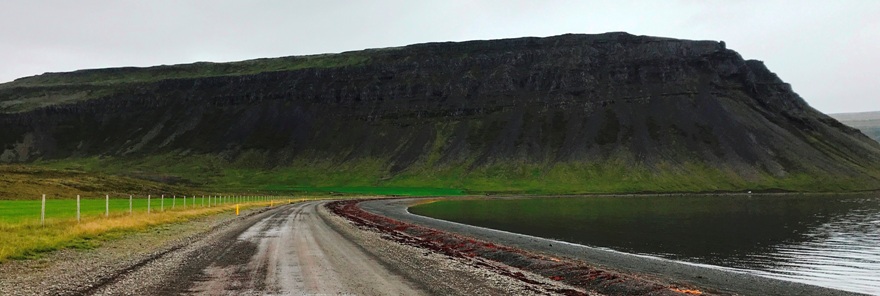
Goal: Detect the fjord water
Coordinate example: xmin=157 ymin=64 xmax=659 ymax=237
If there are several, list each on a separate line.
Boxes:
xmin=409 ymin=195 xmax=880 ymax=294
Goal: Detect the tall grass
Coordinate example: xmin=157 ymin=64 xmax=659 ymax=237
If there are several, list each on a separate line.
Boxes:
xmin=0 ymin=198 xmax=303 ymax=262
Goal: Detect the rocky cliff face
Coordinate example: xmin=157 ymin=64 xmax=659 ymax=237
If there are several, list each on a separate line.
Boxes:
xmin=1 ymin=32 xmax=879 ymax=190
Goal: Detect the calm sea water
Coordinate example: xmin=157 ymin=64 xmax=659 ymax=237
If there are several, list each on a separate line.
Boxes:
xmin=409 ymin=194 xmax=880 ymax=295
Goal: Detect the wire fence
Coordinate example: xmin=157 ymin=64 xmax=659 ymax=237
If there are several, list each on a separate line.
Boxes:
xmin=9 ymin=194 xmax=285 ymax=226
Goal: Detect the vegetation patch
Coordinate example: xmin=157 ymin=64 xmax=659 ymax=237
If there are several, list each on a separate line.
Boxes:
xmin=0 ymin=198 xmax=300 ymax=262
xmin=28 ymin=154 xmax=880 ymax=198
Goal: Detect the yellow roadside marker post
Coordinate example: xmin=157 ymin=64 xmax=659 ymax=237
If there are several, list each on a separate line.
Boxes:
xmin=236 ymin=204 xmax=240 ymax=216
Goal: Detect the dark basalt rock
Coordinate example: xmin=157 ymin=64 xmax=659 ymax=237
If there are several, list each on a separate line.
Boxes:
xmin=1 ymin=32 xmax=878 ymax=181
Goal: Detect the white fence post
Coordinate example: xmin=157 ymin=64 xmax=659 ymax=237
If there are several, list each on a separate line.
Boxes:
xmin=183 ymin=195 xmax=186 ymax=209
xmin=129 ymin=195 xmax=133 ymax=215
xmin=41 ymin=194 xmax=46 ymax=227
xmin=77 ymin=195 xmax=81 ymax=222
xmin=173 ymin=195 xmax=176 ymax=209
xmin=105 ymin=194 xmax=109 ymax=217
xmin=161 ymin=194 xmax=164 ymax=211
xmin=148 ymin=194 xmax=151 ymax=214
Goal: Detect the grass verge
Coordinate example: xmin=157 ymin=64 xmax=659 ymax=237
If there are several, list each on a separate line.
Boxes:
xmin=0 ymin=198 xmax=305 ymax=262
xmin=32 ymin=155 xmax=880 ymax=196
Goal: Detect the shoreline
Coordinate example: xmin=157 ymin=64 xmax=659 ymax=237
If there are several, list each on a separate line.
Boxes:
xmin=446 ymin=190 xmax=880 ymax=199
xmin=358 ymin=198 xmax=865 ymax=296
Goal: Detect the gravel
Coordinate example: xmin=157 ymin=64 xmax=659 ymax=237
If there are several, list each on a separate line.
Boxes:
xmin=0 ymin=207 xmax=276 ymax=296
xmin=0 ymin=199 xmax=592 ymax=295
xmin=319 ymin=200 xmax=595 ymax=296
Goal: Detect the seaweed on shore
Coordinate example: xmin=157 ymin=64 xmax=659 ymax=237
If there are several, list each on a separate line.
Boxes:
xmin=328 ymin=199 xmax=712 ymax=296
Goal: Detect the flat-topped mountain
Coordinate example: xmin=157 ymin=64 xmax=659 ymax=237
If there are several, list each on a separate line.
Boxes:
xmin=1 ymin=32 xmax=878 ymax=193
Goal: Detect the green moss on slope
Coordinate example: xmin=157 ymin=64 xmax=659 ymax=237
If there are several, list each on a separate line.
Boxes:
xmin=32 ymin=153 xmax=880 ymax=196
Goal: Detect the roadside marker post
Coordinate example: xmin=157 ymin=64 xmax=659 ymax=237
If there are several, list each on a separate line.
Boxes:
xmin=183 ymin=195 xmax=187 ymax=209
xmin=148 ymin=194 xmax=151 ymax=214
xmin=173 ymin=195 xmax=176 ymax=209
xmin=40 ymin=194 xmax=46 ymax=227
xmin=161 ymin=194 xmax=165 ymax=211
xmin=77 ymin=195 xmax=81 ymax=222
xmin=129 ymin=195 xmax=133 ymax=215
xmin=236 ymin=204 xmax=239 ymax=216
xmin=105 ymin=194 xmax=109 ymax=218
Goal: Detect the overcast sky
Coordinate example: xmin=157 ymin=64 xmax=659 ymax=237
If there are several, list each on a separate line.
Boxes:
xmin=1 ymin=1 xmax=877 ymax=113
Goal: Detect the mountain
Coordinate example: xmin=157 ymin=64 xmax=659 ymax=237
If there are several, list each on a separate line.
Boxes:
xmin=831 ymin=111 xmax=880 ymax=143
xmin=1 ymin=32 xmax=879 ymax=194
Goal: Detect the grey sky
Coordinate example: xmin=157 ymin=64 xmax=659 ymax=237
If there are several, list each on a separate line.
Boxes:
xmin=1 ymin=1 xmax=877 ymax=113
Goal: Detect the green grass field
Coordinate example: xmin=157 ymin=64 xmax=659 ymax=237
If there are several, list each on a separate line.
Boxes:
xmin=262 ymin=186 xmax=465 ymax=196
xmin=0 ymin=195 xmax=257 ymax=224
xmin=31 ymin=154 xmax=880 ymax=198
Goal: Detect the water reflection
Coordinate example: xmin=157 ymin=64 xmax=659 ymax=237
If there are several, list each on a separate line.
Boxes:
xmin=410 ymin=194 xmax=880 ymax=294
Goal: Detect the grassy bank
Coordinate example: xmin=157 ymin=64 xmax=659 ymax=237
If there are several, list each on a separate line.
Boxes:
xmin=0 ymin=198 xmax=304 ymax=262
xmin=32 ymin=155 xmax=880 ymax=196
xmin=0 ymin=165 xmax=194 ymax=200
xmin=0 ymin=196 xmax=258 ymax=223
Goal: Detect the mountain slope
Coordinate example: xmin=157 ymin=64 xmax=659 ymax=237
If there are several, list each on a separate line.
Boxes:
xmin=1 ymin=32 xmax=879 ymax=193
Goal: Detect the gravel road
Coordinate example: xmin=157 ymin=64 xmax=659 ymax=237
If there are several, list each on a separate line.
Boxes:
xmin=2 ymin=200 xmax=577 ymax=295
xmin=186 ymin=200 xmax=424 ymax=295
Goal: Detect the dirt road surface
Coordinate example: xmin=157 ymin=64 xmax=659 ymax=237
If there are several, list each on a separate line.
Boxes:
xmin=187 ymin=201 xmax=425 ymax=295
xmin=40 ymin=199 xmax=567 ymax=296
xmin=1 ymin=199 xmax=581 ymax=295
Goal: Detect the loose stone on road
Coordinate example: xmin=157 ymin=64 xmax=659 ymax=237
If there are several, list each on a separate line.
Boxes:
xmin=0 ymin=199 xmax=577 ymax=296
xmin=188 ymin=201 xmax=426 ymax=295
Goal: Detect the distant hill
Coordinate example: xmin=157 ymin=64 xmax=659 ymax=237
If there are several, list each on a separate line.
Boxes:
xmin=831 ymin=111 xmax=880 ymax=143
xmin=1 ymin=32 xmax=879 ymax=194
